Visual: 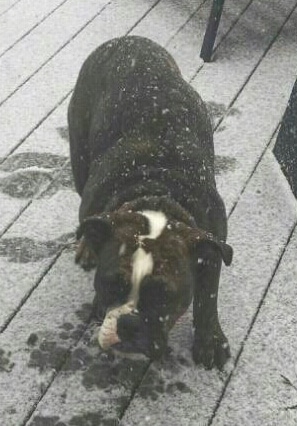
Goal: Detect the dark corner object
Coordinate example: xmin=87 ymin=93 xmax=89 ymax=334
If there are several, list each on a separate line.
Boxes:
xmin=200 ymin=0 xmax=225 ymax=62
xmin=273 ymin=78 xmax=297 ymax=198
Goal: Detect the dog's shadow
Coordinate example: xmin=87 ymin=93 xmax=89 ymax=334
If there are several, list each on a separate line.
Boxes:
xmin=0 ymin=151 xmax=74 ymax=200
xmin=0 ymin=233 xmax=75 ymax=263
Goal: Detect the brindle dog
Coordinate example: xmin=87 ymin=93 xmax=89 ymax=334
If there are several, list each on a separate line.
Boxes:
xmin=68 ymin=36 xmax=233 ymax=369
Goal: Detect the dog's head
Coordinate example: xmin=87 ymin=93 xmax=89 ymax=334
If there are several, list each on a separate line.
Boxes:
xmin=77 ymin=210 xmax=232 ymax=359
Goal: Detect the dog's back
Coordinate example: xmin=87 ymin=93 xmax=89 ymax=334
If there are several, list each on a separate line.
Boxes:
xmin=68 ymin=36 xmax=224 ymax=238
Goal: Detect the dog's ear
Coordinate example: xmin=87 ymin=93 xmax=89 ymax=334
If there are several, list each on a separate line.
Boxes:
xmin=193 ymin=229 xmax=233 ymax=266
xmin=175 ymin=223 xmax=233 ymax=266
xmin=76 ymin=216 xmax=113 ymax=254
xmin=200 ymin=235 xmax=233 ymax=266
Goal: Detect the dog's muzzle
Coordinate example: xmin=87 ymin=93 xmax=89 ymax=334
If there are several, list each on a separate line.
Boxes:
xmin=98 ymin=303 xmax=166 ymax=359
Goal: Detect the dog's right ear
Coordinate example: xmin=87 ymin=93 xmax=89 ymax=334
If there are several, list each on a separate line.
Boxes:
xmin=76 ymin=216 xmax=113 ymax=254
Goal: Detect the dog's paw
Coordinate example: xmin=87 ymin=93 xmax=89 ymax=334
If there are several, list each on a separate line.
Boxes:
xmin=192 ymin=327 xmax=230 ymax=370
xmin=75 ymin=238 xmax=97 ymax=270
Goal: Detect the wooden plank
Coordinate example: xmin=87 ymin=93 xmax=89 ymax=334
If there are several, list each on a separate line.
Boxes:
xmin=212 ymin=220 xmax=297 ymax=425
xmin=0 ymin=248 xmax=95 ymax=426
xmin=0 ymin=0 xmax=67 ymax=56
xmin=0 ymin=179 xmax=79 ymax=329
xmin=0 ymin=96 xmax=70 ymax=235
xmin=0 ymin=0 xmax=22 ymax=16
xmin=132 ymin=0 xmax=203 ymax=44
xmin=0 ymin=0 xmax=112 ymax=105
xmin=0 ymin=0 xmax=162 ymax=160
xmin=0 ymin=0 xmax=111 ymax=234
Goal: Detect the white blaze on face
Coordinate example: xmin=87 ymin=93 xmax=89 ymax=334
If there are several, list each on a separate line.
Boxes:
xmin=140 ymin=210 xmax=168 ymax=240
xmin=130 ymin=247 xmax=153 ymax=301
xmin=98 ymin=210 xmax=167 ymax=350
xmin=130 ymin=210 xmax=167 ymax=301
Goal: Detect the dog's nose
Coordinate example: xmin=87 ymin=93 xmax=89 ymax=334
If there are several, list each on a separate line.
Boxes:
xmin=115 ymin=313 xmax=167 ymax=359
xmin=117 ymin=313 xmax=142 ymax=342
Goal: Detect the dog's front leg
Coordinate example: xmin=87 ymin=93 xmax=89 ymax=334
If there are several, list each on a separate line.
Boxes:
xmin=92 ymin=269 xmax=108 ymax=323
xmin=192 ymin=247 xmax=230 ymax=369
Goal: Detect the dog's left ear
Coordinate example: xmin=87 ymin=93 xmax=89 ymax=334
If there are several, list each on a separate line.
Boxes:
xmin=193 ymin=229 xmax=233 ymax=266
xmin=200 ymin=234 xmax=233 ymax=266
xmin=176 ymin=223 xmax=233 ymax=266
xmin=76 ymin=216 xmax=113 ymax=255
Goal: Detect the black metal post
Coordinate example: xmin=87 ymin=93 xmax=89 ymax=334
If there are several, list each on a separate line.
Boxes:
xmin=200 ymin=0 xmax=225 ymax=62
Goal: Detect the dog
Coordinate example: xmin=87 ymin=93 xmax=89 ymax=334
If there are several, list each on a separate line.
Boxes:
xmin=68 ymin=36 xmax=233 ymax=369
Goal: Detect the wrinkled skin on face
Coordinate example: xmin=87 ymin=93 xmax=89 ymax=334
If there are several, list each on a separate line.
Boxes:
xmin=76 ymin=210 xmax=232 ymax=360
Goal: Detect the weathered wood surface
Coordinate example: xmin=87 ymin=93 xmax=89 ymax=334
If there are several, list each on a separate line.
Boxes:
xmin=1 ymin=1 xmax=297 ymax=425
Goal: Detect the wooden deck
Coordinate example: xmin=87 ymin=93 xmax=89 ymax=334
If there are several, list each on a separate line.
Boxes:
xmin=1 ymin=1 xmax=297 ymax=425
